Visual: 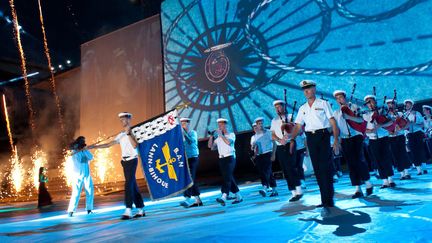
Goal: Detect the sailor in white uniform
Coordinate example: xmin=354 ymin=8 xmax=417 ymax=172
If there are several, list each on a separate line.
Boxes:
xmin=251 ymin=117 xmax=277 ymax=197
xmin=208 ymin=118 xmax=243 ymax=206
xmin=290 ymin=80 xmax=341 ymax=217
xmin=91 ymin=112 xmax=145 ymax=220
xmin=404 ymin=99 xmax=428 ymax=175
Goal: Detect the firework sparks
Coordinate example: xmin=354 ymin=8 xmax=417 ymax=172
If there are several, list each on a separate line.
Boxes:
xmin=2 ymin=94 xmax=14 ymax=152
xmin=92 ymin=135 xmax=115 ymax=184
xmin=9 ymin=146 xmax=24 ymax=194
xmin=8 ymin=0 xmax=36 ymax=133
xmin=60 ymin=149 xmax=74 ymax=188
xmin=31 ymin=150 xmax=47 ymax=189
xmin=37 ymin=0 xmax=65 ymax=137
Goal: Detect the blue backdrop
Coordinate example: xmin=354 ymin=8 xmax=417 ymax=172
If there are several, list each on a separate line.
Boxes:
xmin=161 ymin=0 xmax=432 ymax=138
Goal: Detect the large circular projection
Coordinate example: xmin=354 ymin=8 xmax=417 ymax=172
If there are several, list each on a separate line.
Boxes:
xmin=162 ymin=0 xmax=432 ymax=137
xmin=162 ymin=0 xmax=332 ymax=136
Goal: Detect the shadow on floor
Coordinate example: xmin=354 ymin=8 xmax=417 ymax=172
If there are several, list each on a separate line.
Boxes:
xmin=299 ymin=207 xmax=371 ymax=237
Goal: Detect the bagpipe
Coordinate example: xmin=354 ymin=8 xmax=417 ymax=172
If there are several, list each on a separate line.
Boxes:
xmin=341 ymin=83 xmax=367 ymax=134
xmin=388 ymin=90 xmax=409 ymax=132
xmin=370 ymin=88 xmax=408 ymax=133
xmin=280 ymin=89 xmax=297 ymax=134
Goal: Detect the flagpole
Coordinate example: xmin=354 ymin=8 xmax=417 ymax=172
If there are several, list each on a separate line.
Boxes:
xmin=174 ymin=102 xmax=191 ymax=111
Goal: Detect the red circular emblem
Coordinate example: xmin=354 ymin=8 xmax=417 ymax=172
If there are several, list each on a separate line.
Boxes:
xmin=168 ymin=115 xmax=175 ymax=125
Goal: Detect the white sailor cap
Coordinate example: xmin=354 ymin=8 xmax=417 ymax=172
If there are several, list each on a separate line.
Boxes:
xmin=404 ymin=99 xmax=414 ymax=105
xmin=216 ymin=118 xmax=228 ymax=123
xmin=118 ymin=112 xmax=132 ymax=118
xmin=422 ymin=105 xmax=432 ymax=110
xmin=273 ymin=100 xmax=285 ymax=106
xmin=385 ymin=99 xmax=396 ymax=104
xmin=179 ymin=117 xmax=191 ymax=122
xmin=299 ymin=80 xmax=316 ymax=89
xmin=363 ymin=95 xmax=376 ymax=102
xmin=332 ymin=90 xmax=346 ymax=97
xmin=254 ymin=117 xmax=264 ymax=123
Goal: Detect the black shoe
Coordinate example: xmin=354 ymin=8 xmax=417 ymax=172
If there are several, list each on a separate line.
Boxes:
xmin=424 ymin=170 xmax=428 ymax=174
xmin=366 ymin=186 xmax=373 ymax=196
xmin=417 ymin=171 xmax=423 ymax=175
xmin=121 ymin=215 xmax=132 ymax=220
xmin=289 ymin=194 xmax=303 ymax=202
xmin=216 ymin=198 xmax=226 ymax=206
xmin=405 ymin=175 xmax=412 ymax=180
xmin=188 ymin=202 xmax=203 ymax=207
xmin=232 ymin=198 xmax=243 ymax=204
xmin=400 ymin=176 xmax=406 ymax=180
xmin=351 ymin=191 xmax=364 ymax=199
xmin=68 ymin=212 xmax=73 ymax=217
xmin=389 ymin=182 xmax=396 ymax=188
xmin=380 ymin=184 xmax=389 ymax=189
xmin=269 ymin=191 xmax=279 ymax=197
xmin=259 ymin=190 xmax=266 ymax=197
xmin=133 ymin=213 xmax=145 ymax=218
xmin=87 ymin=210 xmax=93 ymax=214
xmin=375 ymin=174 xmax=381 ymax=180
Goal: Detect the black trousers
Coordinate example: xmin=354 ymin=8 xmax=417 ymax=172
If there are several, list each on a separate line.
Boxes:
xmin=184 ymin=157 xmax=200 ymax=197
xmin=368 ymin=137 xmax=394 ymax=179
xmin=296 ymin=148 xmax=306 ymax=180
xmin=389 ymin=135 xmax=411 ymax=172
xmin=276 ymin=144 xmax=301 ymax=191
xmin=121 ymin=158 xmax=144 ymax=208
xmin=407 ymin=131 xmax=428 ymax=166
xmin=305 ymin=129 xmax=334 ymax=207
xmin=341 ymin=135 xmax=370 ymax=186
xmin=255 ymin=152 xmax=277 ymax=188
xmin=218 ymin=156 xmax=240 ymax=194
xmin=364 ymin=141 xmax=378 ymax=171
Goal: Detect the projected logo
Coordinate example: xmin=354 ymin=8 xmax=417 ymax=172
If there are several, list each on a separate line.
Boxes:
xmin=204 ymin=43 xmax=231 ymax=83
xmin=162 ymin=0 xmax=432 ymax=137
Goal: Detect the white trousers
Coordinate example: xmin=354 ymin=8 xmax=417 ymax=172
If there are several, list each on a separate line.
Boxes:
xmin=67 ymin=174 xmax=94 ymax=212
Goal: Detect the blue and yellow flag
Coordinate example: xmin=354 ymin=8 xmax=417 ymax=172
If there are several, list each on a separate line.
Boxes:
xmin=132 ymin=109 xmax=192 ymax=200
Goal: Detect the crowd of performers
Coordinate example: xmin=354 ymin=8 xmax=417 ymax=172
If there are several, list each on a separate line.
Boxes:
xmin=65 ymin=80 xmax=432 ymax=219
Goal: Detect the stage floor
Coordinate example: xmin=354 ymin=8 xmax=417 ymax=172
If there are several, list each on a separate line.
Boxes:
xmin=1 ymin=166 xmax=432 ymax=242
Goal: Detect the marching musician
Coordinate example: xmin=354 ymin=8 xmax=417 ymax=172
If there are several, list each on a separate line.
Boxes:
xmin=360 ymin=96 xmax=396 ymax=189
xmin=290 ymin=80 xmax=340 ymax=217
xmin=423 ymin=105 xmax=432 ymax=132
xmin=404 ymin=100 xmax=428 ymax=175
xmin=423 ymin=105 xmax=432 ymax=158
xmin=91 ymin=112 xmax=145 ymax=220
xmin=386 ymin=99 xmax=412 ymax=180
xmin=251 ymin=117 xmax=277 ymax=197
xmin=179 ymin=118 xmax=203 ymax=208
xmin=271 ymin=100 xmax=303 ymax=202
xmin=333 ymin=90 xmax=373 ymax=198
xmin=208 ymin=118 xmax=243 ymax=206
